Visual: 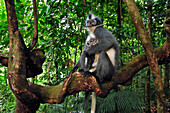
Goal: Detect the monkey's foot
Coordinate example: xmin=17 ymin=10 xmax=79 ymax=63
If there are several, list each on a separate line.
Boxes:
xmin=78 ymin=69 xmax=85 ymax=76
xmin=86 ymin=72 xmax=94 ymax=77
xmin=78 ymin=69 xmax=94 ymax=77
xmin=83 ymin=71 xmax=94 ymax=77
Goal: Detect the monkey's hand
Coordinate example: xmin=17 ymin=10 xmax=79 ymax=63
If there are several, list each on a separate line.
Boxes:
xmin=79 ymin=69 xmax=94 ymax=77
xmin=86 ymin=38 xmax=98 ymax=47
xmin=79 ymin=70 xmax=88 ymax=77
xmin=91 ymin=38 xmax=98 ymax=45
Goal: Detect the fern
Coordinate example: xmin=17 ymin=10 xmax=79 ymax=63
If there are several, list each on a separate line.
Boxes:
xmin=97 ymin=90 xmax=145 ymax=113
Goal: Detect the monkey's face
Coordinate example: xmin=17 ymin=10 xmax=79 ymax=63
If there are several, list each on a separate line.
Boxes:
xmin=85 ymin=13 xmax=102 ymax=27
xmin=86 ymin=19 xmax=97 ymax=27
xmin=86 ymin=33 xmax=98 ymax=47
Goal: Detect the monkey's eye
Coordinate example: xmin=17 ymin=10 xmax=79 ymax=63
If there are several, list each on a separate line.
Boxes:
xmin=91 ymin=19 xmax=96 ymax=25
xmin=87 ymin=21 xmax=90 ymax=24
xmin=86 ymin=20 xmax=90 ymax=26
xmin=87 ymin=42 xmax=91 ymax=47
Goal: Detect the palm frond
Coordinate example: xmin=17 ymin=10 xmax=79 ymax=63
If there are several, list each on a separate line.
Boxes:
xmin=97 ymin=90 xmax=145 ymax=113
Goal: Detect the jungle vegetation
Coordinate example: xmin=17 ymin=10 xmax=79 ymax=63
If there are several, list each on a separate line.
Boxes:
xmin=0 ymin=0 xmax=169 ymax=112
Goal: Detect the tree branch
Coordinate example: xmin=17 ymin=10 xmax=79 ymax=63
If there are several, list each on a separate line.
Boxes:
xmin=28 ymin=40 xmax=169 ymax=103
xmin=26 ymin=0 xmax=38 ymax=55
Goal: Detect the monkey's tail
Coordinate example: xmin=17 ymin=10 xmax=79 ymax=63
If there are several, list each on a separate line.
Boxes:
xmin=91 ymin=92 xmax=96 ymax=113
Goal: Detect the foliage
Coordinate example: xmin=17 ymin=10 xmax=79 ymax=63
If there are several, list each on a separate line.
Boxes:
xmin=0 ymin=0 xmax=9 ymax=52
xmin=36 ymin=93 xmax=86 ymax=113
xmin=97 ymin=90 xmax=145 ymax=113
xmin=0 ymin=0 xmax=168 ymax=112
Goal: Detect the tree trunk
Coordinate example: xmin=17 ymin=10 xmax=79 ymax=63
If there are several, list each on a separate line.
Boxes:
xmin=145 ymin=69 xmax=151 ymax=113
xmin=163 ymin=64 xmax=169 ymax=98
xmin=5 ymin=0 xmax=40 ymax=112
xmin=145 ymin=1 xmax=152 ymax=112
xmin=124 ymin=0 xmax=166 ymax=112
xmin=163 ymin=63 xmax=170 ymax=112
xmin=164 ymin=1 xmax=170 ymax=112
xmin=117 ymin=0 xmax=124 ymax=67
xmin=16 ymin=99 xmax=38 ymax=113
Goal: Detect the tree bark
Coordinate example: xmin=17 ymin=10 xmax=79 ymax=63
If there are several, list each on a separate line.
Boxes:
xmin=145 ymin=69 xmax=151 ymax=113
xmin=163 ymin=63 xmax=169 ymax=113
xmin=16 ymin=99 xmax=39 ymax=113
xmin=164 ymin=64 xmax=169 ymax=98
xmin=145 ymin=1 xmax=152 ymax=112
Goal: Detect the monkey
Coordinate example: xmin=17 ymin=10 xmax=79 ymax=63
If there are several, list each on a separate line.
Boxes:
xmin=67 ymin=13 xmax=119 ymax=113
xmin=84 ymin=13 xmax=120 ymax=113
xmin=85 ymin=13 xmax=119 ymax=82
xmin=86 ymin=33 xmax=98 ymax=47
xmin=67 ymin=13 xmax=120 ymax=83
xmin=79 ymin=33 xmax=98 ymax=76
xmin=66 ymin=33 xmax=97 ymax=77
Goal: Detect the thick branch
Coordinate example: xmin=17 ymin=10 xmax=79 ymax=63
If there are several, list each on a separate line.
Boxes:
xmin=26 ymin=0 xmax=38 ymax=54
xmin=28 ymin=40 xmax=169 ymax=103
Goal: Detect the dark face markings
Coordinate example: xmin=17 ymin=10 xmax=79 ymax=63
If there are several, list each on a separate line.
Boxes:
xmin=86 ymin=18 xmax=100 ymax=27
xmin=85 ymin=13 xmax=102 ymax=27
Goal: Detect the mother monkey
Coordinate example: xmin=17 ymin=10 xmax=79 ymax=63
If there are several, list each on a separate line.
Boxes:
xmin=67 ymin=13 xmax=120 ymax=113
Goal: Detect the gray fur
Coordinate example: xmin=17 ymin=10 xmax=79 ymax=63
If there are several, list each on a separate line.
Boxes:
xmin=86 ymin=26 xmax=119 ymax=82
xmin=67 ymin=15 xmax=119 ymax=83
